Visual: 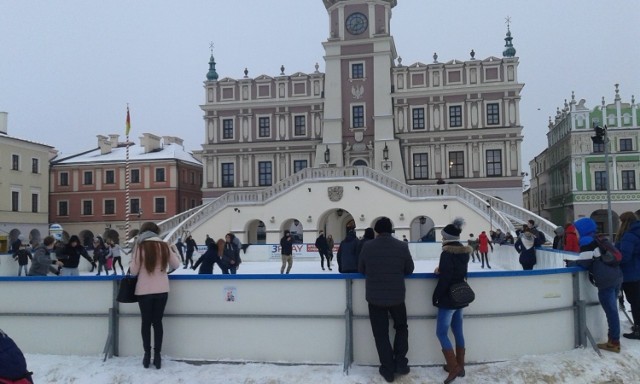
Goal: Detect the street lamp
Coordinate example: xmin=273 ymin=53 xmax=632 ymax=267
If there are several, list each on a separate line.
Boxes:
xmin=324 ymin=146 xmax=330 ymax=164
xmin=591 ymin=125 xmax=613 ymax=238
xmin=383 ymin=142 xmax=389 ymax=161
xmin=486 ymin=199 xmax=493 ymax=232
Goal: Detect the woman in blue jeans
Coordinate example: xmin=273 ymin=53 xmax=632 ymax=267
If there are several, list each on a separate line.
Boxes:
xmin=432 ymin=219 xmax=472 ymax=384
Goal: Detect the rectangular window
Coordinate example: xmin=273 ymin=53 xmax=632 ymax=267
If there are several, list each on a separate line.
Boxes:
xmin=412 ymin=108 xmax=425 ymax=130
xmin=31 ymin=193 xmax=38 ymax=213
xmin=622 ymin=170 xmax=636 ymax=190
xmin=58 ymin=201 xmax=68 ymax=216
xmin=83 ymin=171 xmax=93 ymax=185
xmin=620 ymin=138 xmax=633 ymax=151
xmin=486 ymin=103 xmax=500 ymax=125
xmin=293 ymin=160 xmax=308 ymax=173
xmin=593 ymin=142 xmax=604 ymax=153
xmin=60 ymin=172 xmax=69 ymax=186
xmin=486 ymin=149 xmax=502 ymax=177
xmin=294 ymin=116 xmax=306 ymax=136
xmin=154 ymin=197 xmax=166 ymax=213
xmin=191 ymin=171 xmax=196 ymax=185
xmin=449 ymin=151 xmax=465 ymax=178
xmin=258 ymin=161 xmax=272 ymax=186
xmin=352 ymin=106 xmax=364 ymax=128
xmin=131 ymin=169 xmax=140 ymax=183
xmin=595 ymin=171 xmax=607 ymax=191
xmin=351 ymin=63 xmax=364 ymax=79
xmin=449 ymin=105 xmax=462 ymax=128
xmin=130 ymin=198 xmax=140 ymax=214
xmin=11 ymin=154 xmax=19 ymax=170
xmin=258 ymin=117 xmax=270 ymax=137
xmin=413 ymin=153 xmax=429 ymax=180
xmin=82 ymin=200 xmax=93 ymax=215
xmin=11 ymin=191 xmax=19 ymax=211
xmin=221 ymin=163 xmax=234 ymax=188
xmin=155 ymin=168 xmax=165 ymax=182
xmin=31 ymin=158 xmax=39 ymax=173
xmin=222 ymin=119 xmax=234 ymax=139
xmin=105 ymin=170 xmax=115 ymax=184
xmin=104 ymin=199 xmax=115 ymax=215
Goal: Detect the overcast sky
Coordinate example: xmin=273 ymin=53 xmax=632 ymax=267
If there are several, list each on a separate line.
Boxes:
xmin=1 ymin=0 xmax=638 ymax=175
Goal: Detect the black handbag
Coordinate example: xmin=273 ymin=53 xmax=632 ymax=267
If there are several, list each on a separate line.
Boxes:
xmin=449 ymin=281 xmax=475 ymax=306
xmin=117 ymin=274 xmax=138 ymax=303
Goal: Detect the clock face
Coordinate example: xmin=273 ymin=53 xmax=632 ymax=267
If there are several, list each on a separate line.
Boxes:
xmin=345 ymin=12 xmax=368 ymax=35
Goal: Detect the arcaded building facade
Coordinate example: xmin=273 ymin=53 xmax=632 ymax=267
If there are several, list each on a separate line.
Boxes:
xmin=197 ymin=0 xmax=525 ymax=206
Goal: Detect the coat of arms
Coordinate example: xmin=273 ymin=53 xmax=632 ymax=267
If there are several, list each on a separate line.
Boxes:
xmin=328 ymin=186 xmax=343 ymax=202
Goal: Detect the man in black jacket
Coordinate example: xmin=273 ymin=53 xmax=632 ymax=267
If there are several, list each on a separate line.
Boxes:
xmin=358 ymin=217 xmax=414 ymax=383
xmin=280 ymin=230 xmax=294 ymax=274
xmin=314 ymin=230 xmax=330 ymax=271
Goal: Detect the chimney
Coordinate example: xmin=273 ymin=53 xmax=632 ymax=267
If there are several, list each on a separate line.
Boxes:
xmin=97 ymin=135 xmax=112 ymax=155
xmin=140 ymin=133 xmax=162 ymax=153
xmin=0 ymin=112 xmax=7 ymax=134
xmin=108 ymin=134 xmax=120 ymax=147
xmin=162 ymin=136 xmax=184 ymax=147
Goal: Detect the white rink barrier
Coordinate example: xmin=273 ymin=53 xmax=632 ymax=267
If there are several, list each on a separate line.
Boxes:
xmin=0 ymin=246 xmax=605 ymax=371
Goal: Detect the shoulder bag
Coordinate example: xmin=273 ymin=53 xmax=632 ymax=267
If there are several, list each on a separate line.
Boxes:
xmin=449 ymin=280 xmax=475 ymax=306
xmin=116 ymin=272 xmax=138 ymax=303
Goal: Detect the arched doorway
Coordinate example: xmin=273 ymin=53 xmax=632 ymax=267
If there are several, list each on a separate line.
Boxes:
xmin=410 ymin=215 xmax=436 ymax=242
xmin=590 ymin=209 xmax=620 ymax=238
xmin=246 ymin=220 xmax=266 ymax=244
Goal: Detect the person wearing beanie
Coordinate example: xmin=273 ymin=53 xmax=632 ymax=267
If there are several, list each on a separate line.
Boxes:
xmin=433 ymin=218 xmax=472 ymax=383
xmin=552 ymin=226 xmax=565 ymax=250
xmin=615 ymin=212 xmax=640 ymax=340
xmin=358 ymin=217 xmax=414 ymax=383
xmin=566 ymin=217 xmax=623 ymax=353
xmin=515 ymin=228 xmax=537 ymax=270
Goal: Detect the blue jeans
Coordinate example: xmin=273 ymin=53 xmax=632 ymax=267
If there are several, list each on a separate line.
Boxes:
xmin=598 ymin=286 xmax=620 ymax=341
xmin=436 ymin=308 xmax=465 ymax=350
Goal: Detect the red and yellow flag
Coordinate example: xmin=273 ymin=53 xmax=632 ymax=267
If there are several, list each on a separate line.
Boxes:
xmin=125 ymin=106 xmax=131 ymax=136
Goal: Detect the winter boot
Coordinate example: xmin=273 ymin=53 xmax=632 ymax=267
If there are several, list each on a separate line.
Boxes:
xmin=142 ymin=351 xmax=150 ymax=368
xmin=623 ymin=325 xmax=640 ymax=340
xmin=153 ymin=350 xmax=162 ymax=369
xmin=442 ymin=347 xmax=466 ymax=377
xmin=597 ymin=339 xmax=621 ymax=353
xmin=442 ymin=349 xmax=462 ymax=384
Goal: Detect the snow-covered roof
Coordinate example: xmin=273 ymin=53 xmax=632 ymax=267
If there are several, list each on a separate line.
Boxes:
xmin=52 ymin=142 xmax=201 ymax=166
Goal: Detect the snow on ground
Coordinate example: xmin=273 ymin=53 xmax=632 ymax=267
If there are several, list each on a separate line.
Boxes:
xmin=22 ymin=260 xmax=640 ymax=383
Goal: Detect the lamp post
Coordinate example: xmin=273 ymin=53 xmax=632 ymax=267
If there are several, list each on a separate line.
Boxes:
xmin=383 ymin=142 xmax=389 ymax=161
xmin=324 ymin=146 xmax=330 ymax=164
xmin=486 ymin=199 xmax=493 ymax=232
xmin=591 ymin=125 xmax=613 ymax=238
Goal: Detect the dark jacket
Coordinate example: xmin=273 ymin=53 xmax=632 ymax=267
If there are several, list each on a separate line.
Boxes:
xmin=337 ymin=231 xmax=359 ymax=273
xmin=280 ymin=234 xmax=293 ymax=255
xmin=314 ymin=234 xmax=328 ymax=253
xmin=0 ymin=329 xmax=31 ymax=382
xmin=358 ymin=233 xmax=414 ymax=306
xmin=58 ymin=240 xmax=92 ymax=269
xmin=28 ymin=245 xmax=58 ymax=276
xmin=185 ymin=237 xmax=197 ymax=256
xmin=433 ymin=242 xmax=472 ymax=309
xmin=515 ymin=232 xmax=537 ymax=270
xmin=567 ymin=241 xmax=622 ymax=289
xmin=220 ymin=241 xmax=241 ymax=269
xmin=617 ymin=221 xmax=640 ymax=283
xmin=193 ymin=244 xmax=220 ymax=274
xmin=12 ymin=249 xmax=32 ymax=266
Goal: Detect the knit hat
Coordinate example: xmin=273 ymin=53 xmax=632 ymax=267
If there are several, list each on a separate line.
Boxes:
xmin=374 ymin=217 xmax=393 ymax=234
xmin=574 ymin=217 xmax=596 ymax=246
xmin=441 ymin=218 xmax=465 ymax=241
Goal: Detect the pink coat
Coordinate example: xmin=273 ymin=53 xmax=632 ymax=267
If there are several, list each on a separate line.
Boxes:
xmin=478 ymin=232 xmax=491 ymax=253
xmin=130 ymin=237 xmax=181 ymax=296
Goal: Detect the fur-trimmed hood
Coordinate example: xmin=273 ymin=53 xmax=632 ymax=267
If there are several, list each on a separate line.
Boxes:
xmin=442 ymin=243 xmax=473 ymax=254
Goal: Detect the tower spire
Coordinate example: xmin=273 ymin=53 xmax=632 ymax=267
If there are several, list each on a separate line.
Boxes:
xmin=206 ymin=41 xmax=219 ymax=81
xmin=502 ymin=16 xmax=516 ymax=58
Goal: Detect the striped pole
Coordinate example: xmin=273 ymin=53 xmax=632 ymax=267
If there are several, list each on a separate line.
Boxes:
xmin=125 ymin=105 xmax=131 ymax=243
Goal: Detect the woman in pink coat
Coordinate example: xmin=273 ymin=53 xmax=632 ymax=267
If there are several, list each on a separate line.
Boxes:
xmin=478 ymin=231 xmax=493 ymax=269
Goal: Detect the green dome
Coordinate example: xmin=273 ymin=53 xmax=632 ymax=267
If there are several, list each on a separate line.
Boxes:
xmin=206 ymin=54 xmax=219 ymax=81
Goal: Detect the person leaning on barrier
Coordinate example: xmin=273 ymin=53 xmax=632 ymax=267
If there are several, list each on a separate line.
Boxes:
xmin=129 ymin=221 xmax=182 ymax=369
xmin=28 ymin=236 xmax=63 ymax=276
xmin=358 ymin=217 xmax=414 ymax=383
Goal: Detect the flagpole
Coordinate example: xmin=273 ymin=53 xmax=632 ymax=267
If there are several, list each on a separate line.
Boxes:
xmin=125 ymin=104 xmax=131 ymax=243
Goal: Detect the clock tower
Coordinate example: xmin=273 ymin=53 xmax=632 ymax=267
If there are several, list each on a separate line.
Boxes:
xmin=318 ymin=0 xmax=404 ymax=181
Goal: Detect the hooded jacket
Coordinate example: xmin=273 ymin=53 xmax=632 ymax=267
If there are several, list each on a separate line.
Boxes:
xmin=28 ymin=245 xmax=58 ymax=276
xmin=433 ymin=242 xmax=472 ymax=309
xmin=59 ymin=235 xmax=93 ymax=268
xmin=563 ymin=224 xmax=580 ymax=253
xmin=515 ymin=232 xmax=537 ymax=269
xmin=567 ymin=241 xmax=622 ymax=289
xmin=337 ymin=230 xmax=359 ymax=273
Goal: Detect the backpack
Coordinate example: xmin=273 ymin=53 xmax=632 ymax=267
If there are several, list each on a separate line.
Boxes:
xmin=0 ymin=330 xmax=32 ymax=384
xmin=595 ymin=234 xmax=622 ymax=266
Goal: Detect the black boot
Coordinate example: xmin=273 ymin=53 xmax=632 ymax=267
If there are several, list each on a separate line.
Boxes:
xmin=142 ymin=351 xmax=150 ymax=368
xmin=623 ymin=325 xmax=640 ymax=340
xmin=153 ymin=350 xmax=162 ymax=369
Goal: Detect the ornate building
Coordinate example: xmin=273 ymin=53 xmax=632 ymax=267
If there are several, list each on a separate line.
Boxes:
xmin=197 ymin=0 xmax=525 ymax=205
xmin=527 ymin=84 xmax=640 ymax=235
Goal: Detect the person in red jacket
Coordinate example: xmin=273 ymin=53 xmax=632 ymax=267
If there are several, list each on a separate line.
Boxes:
xmin=478 ymin=231 xmax=493 ymax=269
xmin=563 ymin=223 xmax=580 ymax=253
